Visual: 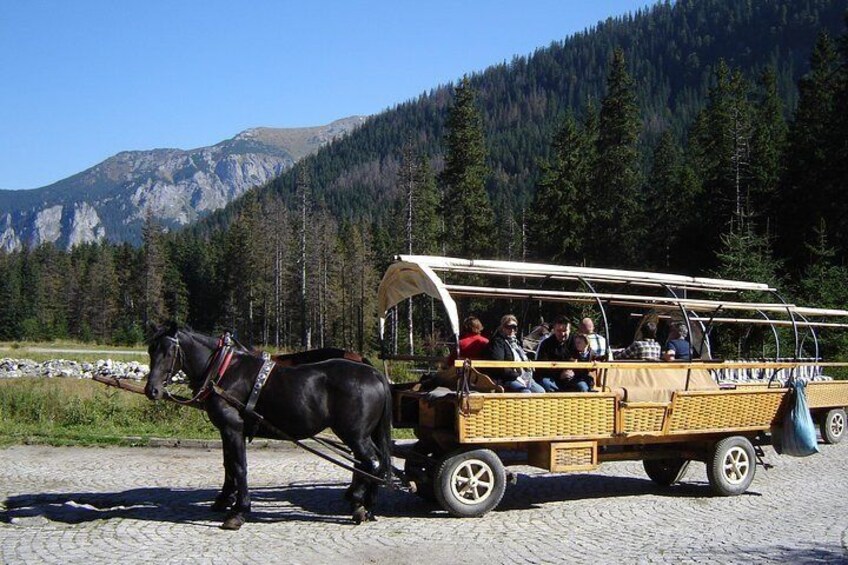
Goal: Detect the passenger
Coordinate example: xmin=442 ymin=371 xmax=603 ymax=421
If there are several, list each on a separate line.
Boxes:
xmin=447 ymin=316 xmax=490 ymax=366
xmin=579 ymin=317 xmax=608 ymax=358
xmin=663 ymin=322 xmax=693 ymax=361
xmin=485 ymin=314 xmax=545 ymax=393
xmin=565 ymin=333 xmax=596 ymax=392
xmin=615 ymin=321 xmax=661 ymax=360
xmin=535 ymin=315 xmax=573 ymax=392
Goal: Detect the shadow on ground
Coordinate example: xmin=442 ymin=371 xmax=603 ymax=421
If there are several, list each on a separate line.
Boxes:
xmin=1 ymin=469 xmax=758 ymax=527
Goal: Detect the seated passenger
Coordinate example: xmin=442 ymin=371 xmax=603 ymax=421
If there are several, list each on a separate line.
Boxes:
xmin=615 ymin=321 xmax=661 ymax=360
xmin=535 ymin=315 xmax=573 ymax=392
xmin=565 ymin=333 xmax=596 ymax=392
xmin=579 ymin=317 xmax=608 ymax=358
xmin=663 ymin=322 xmax=693 ymax=361
xmin=447 ymin=316 xmax=489 ymax=366
xmin=485 ymin=314 xmax=545 ymax=393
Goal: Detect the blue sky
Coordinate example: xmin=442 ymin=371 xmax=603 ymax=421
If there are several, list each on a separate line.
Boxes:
xmin=0 ymin=0 xmax=649 ymax=190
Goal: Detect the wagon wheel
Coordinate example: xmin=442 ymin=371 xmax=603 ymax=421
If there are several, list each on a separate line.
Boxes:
xmin=820 ymin=408 xmax=846 ymax=444
xmin=643 ymin=457 xmax=689 ymax=486
xmin=434 ymin=448 xmax=506 ymax=518
xmin=706 ymin=436 xmax=756 ymax=496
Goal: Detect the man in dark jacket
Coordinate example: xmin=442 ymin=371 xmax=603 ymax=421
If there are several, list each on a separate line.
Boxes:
xmin=536 ymin=315 xmax=573 ymax=391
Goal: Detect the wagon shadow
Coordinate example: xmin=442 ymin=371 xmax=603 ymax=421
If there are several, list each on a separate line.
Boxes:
xmin=0 ymin=482 xmax=435 ymax=527
xmin=496 ymin=472 xmax=761 ymax=511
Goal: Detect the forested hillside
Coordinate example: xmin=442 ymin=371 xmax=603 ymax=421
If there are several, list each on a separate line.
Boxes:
xmin=1 ymin=0 xmax=846 ymax=361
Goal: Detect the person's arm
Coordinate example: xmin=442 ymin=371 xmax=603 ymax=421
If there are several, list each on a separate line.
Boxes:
xmin=616 ymin=342 xmax=636 ymax=360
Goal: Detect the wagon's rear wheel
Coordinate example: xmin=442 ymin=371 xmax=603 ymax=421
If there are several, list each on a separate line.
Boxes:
xmin=434 ymin=448 xmax=506 ymax=518
xmin=643 ymin=457 xmax=689 ymax=486
xmin=707 ymin=436 xmax=756 ymax=496
xmin=820 ymin=408 xmax=846 ymax=444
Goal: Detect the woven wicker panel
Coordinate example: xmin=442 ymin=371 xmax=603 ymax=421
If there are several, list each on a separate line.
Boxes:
xmin=806 ymin=382 xmax=848 ymax=409
xmin=621 ymin=404 xmax=667 ymax=434
xmin=553 ymin=445 xmax=594 ymax=469
xmin=459 ymin=395 xmax=615 ymax=442
xmin=667 ymin=390 xmax=786 ymax=433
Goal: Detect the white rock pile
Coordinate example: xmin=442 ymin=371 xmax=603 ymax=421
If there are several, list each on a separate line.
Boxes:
xmin=0 ymin=358 xmax=149 ymax=380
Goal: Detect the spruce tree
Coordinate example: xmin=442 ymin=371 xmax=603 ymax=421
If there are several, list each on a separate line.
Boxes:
xmin=592 ymin=48 xmax=643 ymax=268
xmin=779 ymin=32 xmax=839 ymax=268
xmin=440 ymin=76 xmax=495 ymax=258
xmin=644 ymin=130 xmax=698 ymax=270
xmin=528 ymin=112 xmax=589 ymax=263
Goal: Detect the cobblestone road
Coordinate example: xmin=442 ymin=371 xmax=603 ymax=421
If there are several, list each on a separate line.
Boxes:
xmin=1 ymin=441 xmax=846 ymax=564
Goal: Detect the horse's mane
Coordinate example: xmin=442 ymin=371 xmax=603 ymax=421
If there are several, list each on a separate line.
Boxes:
xmin=146 ymin=323 xmax=251 ymax=354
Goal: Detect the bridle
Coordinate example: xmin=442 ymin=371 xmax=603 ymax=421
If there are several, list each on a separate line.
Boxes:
xmin=154 ymin=331 xmax=236 ymax=405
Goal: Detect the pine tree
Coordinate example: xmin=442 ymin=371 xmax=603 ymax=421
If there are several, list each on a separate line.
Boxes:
xmin=644 ymin=130 xmax=699 ymax=270
xmin=528 ymin=112 xmax=589 ymax=263
xmin=690 ymin=61 xmax=755 ymax=259
xmin=140 ymin=213 xmax=168 ymax=326
xmin=440 ymin=77 xmax=495 ymax=258
xmin=749 ymin=67 xmax=787 ymax=224
xmin=592 ymin=48 xmax=643 ymax=268
xmin=779 ymin=32 xmax=840 ymax=268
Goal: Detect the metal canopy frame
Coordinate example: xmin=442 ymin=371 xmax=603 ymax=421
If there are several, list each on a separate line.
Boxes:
xmin=376 ymin=255 xmax=848 ymax=361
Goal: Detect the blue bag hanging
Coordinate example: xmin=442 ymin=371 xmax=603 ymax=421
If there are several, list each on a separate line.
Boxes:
xmin=777 ymin=378 xmax=820 ymax=457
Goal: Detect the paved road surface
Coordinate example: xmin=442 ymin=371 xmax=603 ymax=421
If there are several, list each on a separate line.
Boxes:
xmin=1 ymin=441 xmax=846 ymax=564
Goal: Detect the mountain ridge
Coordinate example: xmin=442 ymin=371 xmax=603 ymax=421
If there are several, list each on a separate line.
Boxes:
xmin=0 ymin=116 xmax=366 ymax=250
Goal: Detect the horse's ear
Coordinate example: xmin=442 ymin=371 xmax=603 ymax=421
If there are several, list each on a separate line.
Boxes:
xmin=167 ymin=320 xmax=179 ymax=336
xmin=145 ymin=320 xmax=158 ymax=338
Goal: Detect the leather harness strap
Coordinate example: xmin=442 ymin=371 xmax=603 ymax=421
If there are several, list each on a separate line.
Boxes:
xmin=244 ymin=351 xmax=275 ymax=416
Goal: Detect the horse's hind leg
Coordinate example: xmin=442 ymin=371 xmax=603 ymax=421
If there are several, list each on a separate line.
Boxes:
xmin=343 ymin=437 xmax=382 ymax=524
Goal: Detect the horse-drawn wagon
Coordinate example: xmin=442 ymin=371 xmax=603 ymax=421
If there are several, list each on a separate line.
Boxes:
xmin=379 ymin=256 xmax=848 ymax=517
xmin=96 ymin=254 xmax=848 ymax=526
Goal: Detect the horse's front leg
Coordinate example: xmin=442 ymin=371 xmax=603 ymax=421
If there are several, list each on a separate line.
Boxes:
xmin=210 ymin=402 xmax=250 ymax=530
xmin=211 ymin=433 xmax=236 ymax=512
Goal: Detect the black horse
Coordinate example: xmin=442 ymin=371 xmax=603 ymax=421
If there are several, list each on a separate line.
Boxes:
xmin=144 ymin=323 xmax=392 ymax=529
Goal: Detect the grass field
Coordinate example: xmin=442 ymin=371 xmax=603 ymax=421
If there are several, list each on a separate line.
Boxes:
xmin=0 ymin=378 xmax=219 ymax=446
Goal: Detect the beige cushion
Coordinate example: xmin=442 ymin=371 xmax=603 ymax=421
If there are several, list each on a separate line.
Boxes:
xmin=602 ymin=367 xmax=718 ymax=402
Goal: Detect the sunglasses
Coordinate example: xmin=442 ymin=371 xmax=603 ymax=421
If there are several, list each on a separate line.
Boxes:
xmin=505 ymin=324 xmax=518 ymax=330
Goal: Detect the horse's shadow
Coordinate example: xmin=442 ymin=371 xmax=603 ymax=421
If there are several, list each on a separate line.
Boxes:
xmin=1 ymin=472 xmax=747 ymax=526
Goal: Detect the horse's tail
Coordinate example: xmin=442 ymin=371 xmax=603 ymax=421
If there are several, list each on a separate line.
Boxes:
xmin=373 ymin=368 xmax=393 ymax=487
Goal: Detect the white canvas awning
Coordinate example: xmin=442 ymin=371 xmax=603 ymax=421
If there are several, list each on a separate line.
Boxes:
xmin=377 ymin=259 xmax=460 ymax=337
xmin=376 ymin=255 xmax=848 ymax=340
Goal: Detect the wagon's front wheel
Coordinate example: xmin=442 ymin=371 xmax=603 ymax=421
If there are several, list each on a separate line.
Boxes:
xmin=434 ymin=448 xmax=506 ymax=518
xmin=707 ymin=436 xmax=756 ymax=496
xmin=820 ymin=408 xmax=846 ymax=444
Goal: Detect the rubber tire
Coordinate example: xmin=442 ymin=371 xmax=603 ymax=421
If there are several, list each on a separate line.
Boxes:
xmin=820 ymin=408 xmax=846 ymax=444
xmin=434 ymin=448 xmax=506 ymax=518
xmin=643 ymin=458 xmax=689 ymax=486
xmin=707 ymin=436 xmax=756 ymax=496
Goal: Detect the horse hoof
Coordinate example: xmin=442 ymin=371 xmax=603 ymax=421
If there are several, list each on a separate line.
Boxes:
xmin=352 ymin=507 xmax=368 ymax=525
xmin=221 ymin=513 xmax=245 ymax=530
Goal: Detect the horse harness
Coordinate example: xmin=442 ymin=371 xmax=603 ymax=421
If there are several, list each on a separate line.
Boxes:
xmin=161 ymin=332 xmax=273 ymax=418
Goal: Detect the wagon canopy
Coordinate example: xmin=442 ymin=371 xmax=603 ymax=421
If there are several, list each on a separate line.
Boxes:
xmin=376 ymin=255 xmax=848 ymax=342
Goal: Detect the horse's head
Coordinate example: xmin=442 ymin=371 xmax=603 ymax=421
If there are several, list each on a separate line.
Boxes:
xmin=144 ymin=321 xmax=183 ymax=400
